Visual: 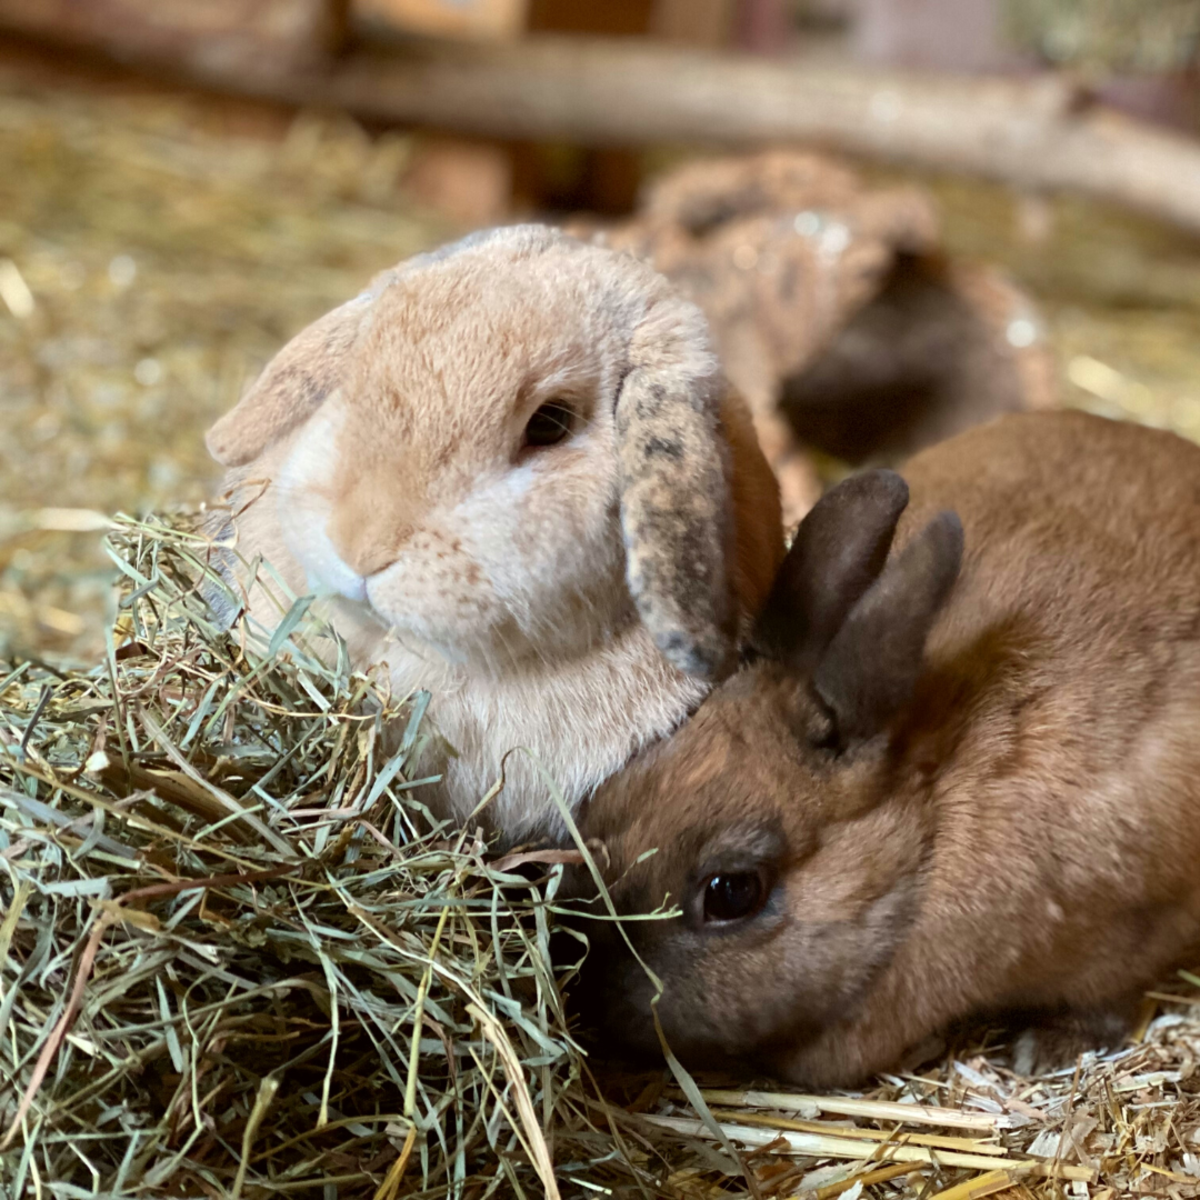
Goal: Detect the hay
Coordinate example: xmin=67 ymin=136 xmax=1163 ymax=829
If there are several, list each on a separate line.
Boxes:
xmin=0 ymin=512 xmax=600 ymax=1197
xmin=3 ymin=514 xmax=1199 ymax=1199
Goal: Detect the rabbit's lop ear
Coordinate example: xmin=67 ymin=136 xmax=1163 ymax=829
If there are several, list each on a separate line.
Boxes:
xmin=205 ymin=291 xmax=372 ymax=467
xmin=752 ymin=469 xmax=910 ymax=672
xmin=814 ymin=510 xmax=963 ymax=745
xmin=617 ymin=296 xmax=737 ymax=681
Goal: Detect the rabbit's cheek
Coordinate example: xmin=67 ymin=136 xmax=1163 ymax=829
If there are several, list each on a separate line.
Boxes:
xmin=452 ymin=460 xmax=622 ymax=605
xmin=274 ymin=402 xmax=375 ymax=599
xmin=289 ymin=517 xmax=367 ymax=603
xmin=365 ymin=544 xmax=504 ymax=644
xmin=271 ymin=478 xmax=367 ymax=604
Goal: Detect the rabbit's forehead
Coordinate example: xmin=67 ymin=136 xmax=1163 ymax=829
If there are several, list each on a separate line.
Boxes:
xmin=605 ymin=722 xmax=751 ymax=848
xmin=390 ymin=246 xmax=637 ymax=336
xmin=356 ymin=265 xmax=631 ymax=400
xmin=598 ymin=692 xmax=808 ymax=885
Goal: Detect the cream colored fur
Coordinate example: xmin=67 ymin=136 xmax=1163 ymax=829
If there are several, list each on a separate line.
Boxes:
xmin=207 ymin=226 xmax=782 ymax=844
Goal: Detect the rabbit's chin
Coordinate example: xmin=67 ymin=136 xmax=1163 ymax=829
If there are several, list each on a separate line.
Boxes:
xmin=363 ymin=590 xmax=635 ymax=675
xmin=300 ymin=573 xmax=633 ymax=686
xmin=297 ymin=595 xmax=477 ymax=689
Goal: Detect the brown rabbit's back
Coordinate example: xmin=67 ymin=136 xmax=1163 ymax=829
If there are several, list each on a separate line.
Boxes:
xmin=902 ymin=411 xmax=1200 ymax=724
xmin=892 ymin=410 xmax=1200 ymax=1017
xmin=904 ymin=409 xmax=1200 ymax=567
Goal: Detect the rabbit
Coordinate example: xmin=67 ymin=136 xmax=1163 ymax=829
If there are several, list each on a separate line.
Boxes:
xmin=204 ymin=224 xmax=784 ymax=845
xmin=570 ymin=151 xmax=1054 ymax=524
xmin=573 ymin=409 xmax=1200 ymax=1087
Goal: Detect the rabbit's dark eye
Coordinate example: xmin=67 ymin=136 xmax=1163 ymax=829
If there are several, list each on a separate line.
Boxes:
xmin=702 ymin=870 xmax=768 ymax=923
xmin=524 ymin=400 xmax=575 ymax=448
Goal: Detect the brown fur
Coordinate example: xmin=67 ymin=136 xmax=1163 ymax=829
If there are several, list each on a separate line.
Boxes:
xmin=576 ymin=410 xmax=1200 ymax=1086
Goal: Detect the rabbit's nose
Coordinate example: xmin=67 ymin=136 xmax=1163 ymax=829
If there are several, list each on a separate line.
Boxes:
xmin=341 ymin=536 xmax=407 ymax=580
xmin=327 ymin=506 xmax=415 ymax=579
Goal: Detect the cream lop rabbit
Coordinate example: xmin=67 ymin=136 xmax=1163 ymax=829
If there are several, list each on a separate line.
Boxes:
xmin=206 ymin=225 xmax=783 ymax=843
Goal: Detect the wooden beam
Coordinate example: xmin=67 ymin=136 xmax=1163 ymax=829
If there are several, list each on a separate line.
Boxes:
xmin=303 ymin=40 xmax=1200 ymax=237
xmin=3 ymin=5 xmax=1200 ymax=238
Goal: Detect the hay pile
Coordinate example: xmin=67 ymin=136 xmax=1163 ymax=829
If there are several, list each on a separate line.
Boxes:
xmin=0 ymin=513 xmax=600 ymax=1197
xmin=4 ymin=515 xmax=1200 ymax=1199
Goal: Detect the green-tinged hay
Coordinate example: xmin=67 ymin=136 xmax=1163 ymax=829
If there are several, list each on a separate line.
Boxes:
xmin=0 ymin=512 xmax=604 ymax=1198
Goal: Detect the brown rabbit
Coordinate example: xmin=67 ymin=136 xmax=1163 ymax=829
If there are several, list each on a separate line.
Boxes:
xmin=574 ymin=409 xmax=1200 ymax=1087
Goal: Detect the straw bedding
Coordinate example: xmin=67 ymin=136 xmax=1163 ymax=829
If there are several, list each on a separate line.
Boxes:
xmin=2 ymin=515 xmax=1199 ymax=1199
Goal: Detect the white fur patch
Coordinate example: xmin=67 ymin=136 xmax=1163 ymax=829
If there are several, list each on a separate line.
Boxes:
xmin=276 ymin=400 xmax=370 ymax=603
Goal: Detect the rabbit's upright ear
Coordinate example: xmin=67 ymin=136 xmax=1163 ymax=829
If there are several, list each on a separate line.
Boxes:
xmin=205 ymin=291 xmax=373 ymax=467
xmin=751 ymin=469 xmax=910 ymax=673
xmin=617 ymin=294 xmax=736 ymax=681
xmin=814 ymin=510 xmax=963 ymax=745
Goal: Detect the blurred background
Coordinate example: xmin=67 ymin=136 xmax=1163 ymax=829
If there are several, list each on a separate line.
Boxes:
xmin=2 ymin=0 xmax=1200 ymax=666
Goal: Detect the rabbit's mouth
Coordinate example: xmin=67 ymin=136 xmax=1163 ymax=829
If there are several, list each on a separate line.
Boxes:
xmin=280 ymin=516 xmax=523 ymax=660
xmin=301 ymin=544 xmax=369 ymax=606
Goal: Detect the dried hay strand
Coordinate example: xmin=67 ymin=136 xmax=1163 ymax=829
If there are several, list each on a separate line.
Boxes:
xmin=3 ymin=512 xmax=1200 ymax=1199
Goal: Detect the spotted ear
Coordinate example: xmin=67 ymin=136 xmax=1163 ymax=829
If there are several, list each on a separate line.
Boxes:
xmin=617 ymin=294 xmax=736 ymax=681
xmin=205 ymin=290 xmax=374 ymax=467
